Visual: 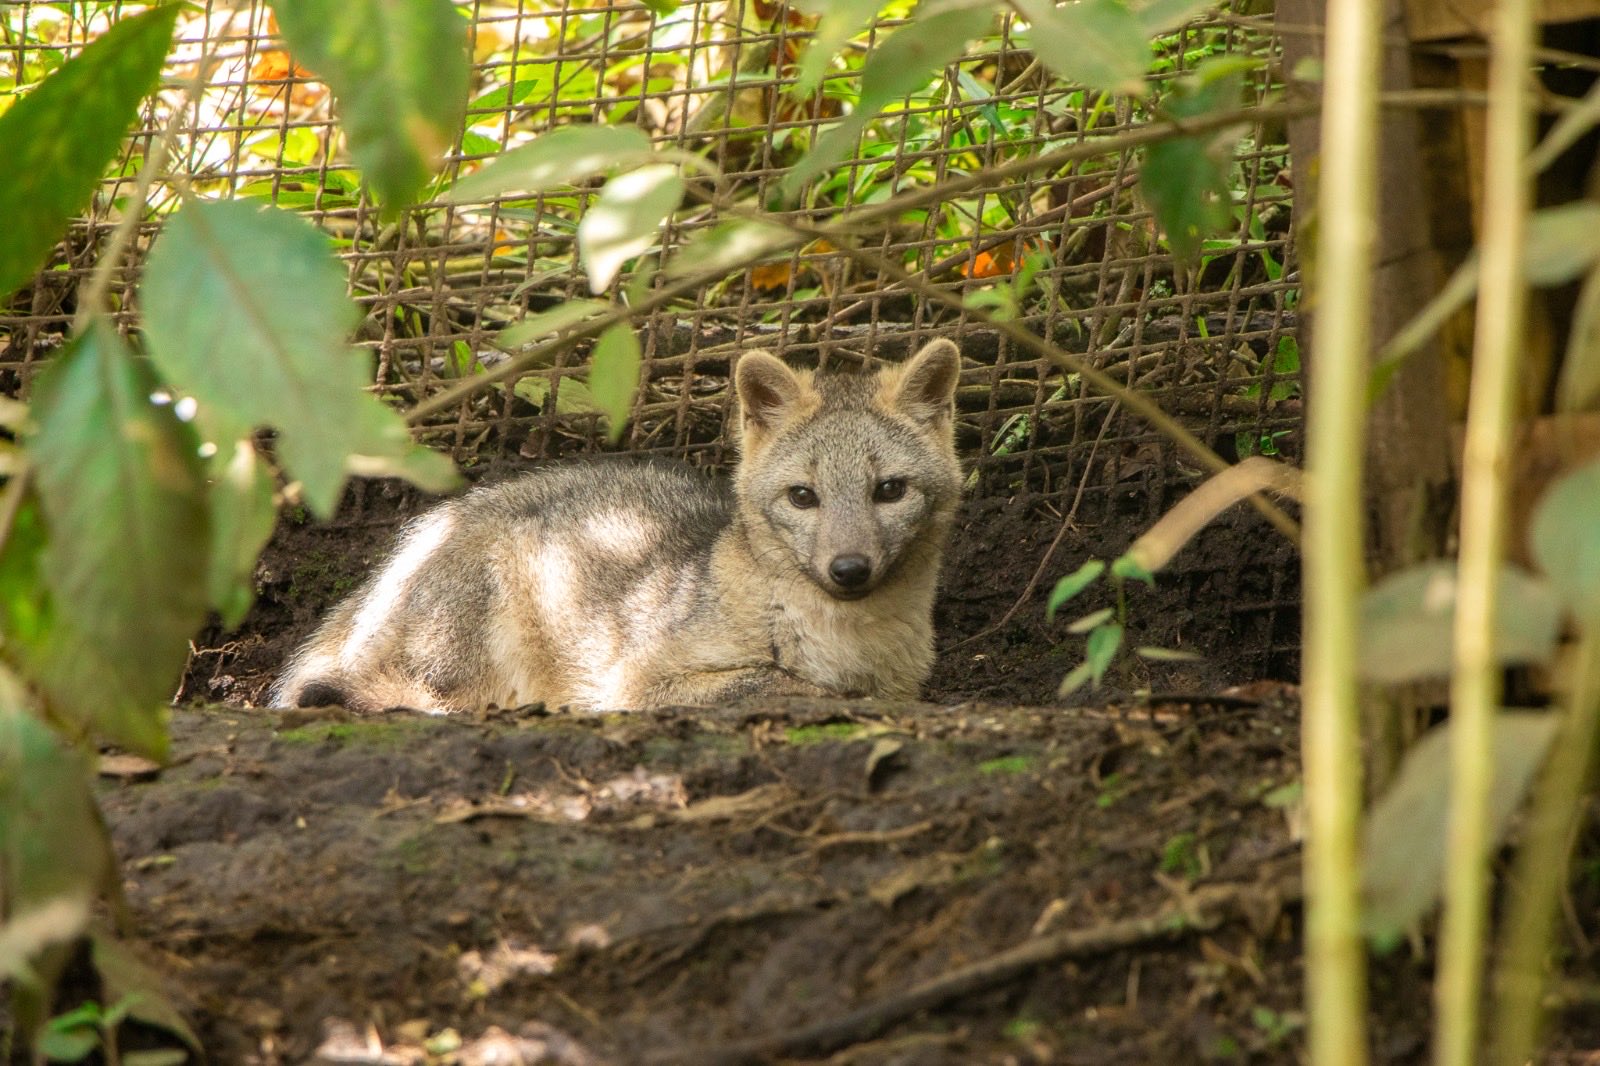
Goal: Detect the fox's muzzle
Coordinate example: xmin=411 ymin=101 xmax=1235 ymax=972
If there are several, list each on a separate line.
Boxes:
xmin=820 ymin=552 xmax=877 ymax=599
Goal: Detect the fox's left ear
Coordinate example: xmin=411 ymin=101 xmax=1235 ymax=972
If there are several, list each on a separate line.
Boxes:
xmin=887 ymin=339 xmax=961 ymax=427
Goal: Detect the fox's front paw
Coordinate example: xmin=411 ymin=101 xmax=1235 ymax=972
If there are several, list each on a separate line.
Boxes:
xmin=767 ymin=674 xmax=835 ymax=698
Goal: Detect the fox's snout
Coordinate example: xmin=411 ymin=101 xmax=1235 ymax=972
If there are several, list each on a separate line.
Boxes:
xmin=825 ymin=552 xmax=875 ymax=598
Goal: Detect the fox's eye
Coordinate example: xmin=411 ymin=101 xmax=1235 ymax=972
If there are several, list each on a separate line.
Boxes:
xmin=873 ymin=478 xmax=906 ymax=502
xmin=787 ymin=485 xmax=819 ymax=508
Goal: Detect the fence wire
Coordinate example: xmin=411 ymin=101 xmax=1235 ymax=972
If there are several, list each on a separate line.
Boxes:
xmin=0 ymin=0 xmax=1301 ymax=679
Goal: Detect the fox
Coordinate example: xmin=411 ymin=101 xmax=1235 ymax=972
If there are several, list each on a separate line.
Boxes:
xmin=270 ymin=338 xmax=964 ymax=713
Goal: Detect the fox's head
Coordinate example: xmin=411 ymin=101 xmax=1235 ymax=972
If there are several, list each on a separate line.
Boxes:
xmin=732 ymin=339 xmax=963 ymax=601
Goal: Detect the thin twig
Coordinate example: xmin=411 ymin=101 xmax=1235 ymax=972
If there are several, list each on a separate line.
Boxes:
xmin=677 ymin=875 xmax=1299 ymax=1066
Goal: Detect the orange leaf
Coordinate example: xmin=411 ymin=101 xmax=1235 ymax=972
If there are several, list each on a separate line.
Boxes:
xmin=749 ymin=261 xmax=794 ymax=290
xmin=961 ymin=237 xmax=1049 ymax=278
xmin=491 ymin=229 xmax=521 ymax=258
xmin=962 ymin=250 xmax=1003 ymax=279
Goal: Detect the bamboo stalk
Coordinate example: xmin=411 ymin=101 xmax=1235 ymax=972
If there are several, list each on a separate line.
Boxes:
xmin=1301 ymin=0 xmax=1380 ymax=1056
xmin=1490 ymin=633 xmax=1600 ymax=1066
xmin=1434 ymin=0 xmax=1536 ymax=1057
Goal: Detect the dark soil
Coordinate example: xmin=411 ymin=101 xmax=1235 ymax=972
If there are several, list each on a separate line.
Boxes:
xmin=104 ymin=697 xmax=1349 ymax=1065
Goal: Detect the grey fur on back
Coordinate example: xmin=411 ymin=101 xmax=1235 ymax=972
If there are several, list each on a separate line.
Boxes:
xmin=272 ymin=339 xmax=965 ymax=712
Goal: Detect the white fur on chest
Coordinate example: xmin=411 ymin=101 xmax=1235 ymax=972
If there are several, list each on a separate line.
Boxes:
xmin=774 ymin=590 xmax=930 ymax=698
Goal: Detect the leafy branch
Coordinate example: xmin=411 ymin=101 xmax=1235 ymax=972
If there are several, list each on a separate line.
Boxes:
xmin=416 ymin=97 xmax=1310 ymax=550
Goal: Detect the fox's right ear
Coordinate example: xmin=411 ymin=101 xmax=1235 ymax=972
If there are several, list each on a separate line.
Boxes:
xmin=734 ymin=351 xmax=815 ymax=445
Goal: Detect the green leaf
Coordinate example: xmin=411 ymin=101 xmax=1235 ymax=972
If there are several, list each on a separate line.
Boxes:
xmin=92 ymin=934 xmax=201 ymax=1058
xmin=963 ymin=289 xmax=1020 ymax=320
xmin=36 ymin=1024 xmax=100 ymax=1062
xmin=589 ymin=324 xmax=642 ymax=442
xmin=510 ymin=375 xmax=600 ymax=415
xmin=320 ymin=402 xmax=460 ymax=497
xmin=1556 ymin=263 xmax=1600 ymax=413
xmin=1057 ymin=659 xmax=1096 ymax=698
xmin=1357 ymin=561 xmax=1563 ymax=684
xmin=0 ymin=495 xmax=54 ymax=654
xmin=207 ymin=441 xmax=278 ymax=629
xmin=1015 ymin=0 xmax=1149 ymax=97
xmin=141 ymin=200 xmax=459 ymax=517
xmin=577 ymin=164 xmax=684 ymax=293
xmin=1086 ymin=622 xmax=1124 ymax=684
xmin=1524 ymin=201 xmax=1600 ymax=286
xmin=1135 ymin=645 xmax=1203 ymax=662
xmin=28 ymin=320 xmax=207 ymax=756
xmin=0 ymin=5 xmax=179 ymax=300
xmin=497 ymin=300 xmax=614 ymax=351
xmin=0 ymin=705 xmax=112 ymax=979
xmin=1067 ymin=606 xmax=1115 ymax=634
xmin=1367 ymin=260 xmax=1478 ymax=404
xmin=1141 ymin=56 xmax=1251 ymax=264
xmin=272 ymin=0 xmax=470 ymax=217
xmin=641 ymin=0 xmax=681 ymax=16
xmin=1132 ymin=0 xmax=1218 ymax=33
xmin=782 ymin=5 xmax=993 ymax=198
xmin=447 ymin=125 xmax=655 ymax=203
xmin=665 ymin=220 xmax=791 ymax=280
xmin=1374 ymin=203 xmax=1600 ymax=406
xmin=791 ymin=0 xmax=883 ymax=95
xmin=1363 ymin=712 xmax=1559 ymax=941
xmin=1110 ymin=554 xmax=1157 ymax=586
xmin=1046 ymin=559 xmax=1106 ymax=620
xmin=1531 ymin=456 xmax=1600 ymax=623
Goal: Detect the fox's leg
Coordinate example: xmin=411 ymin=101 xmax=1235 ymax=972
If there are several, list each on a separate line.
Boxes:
xmin=645 ymin=664 xmax=842 ymax=707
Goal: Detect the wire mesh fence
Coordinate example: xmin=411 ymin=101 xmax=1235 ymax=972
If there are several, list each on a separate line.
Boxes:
xmin=0 ymin=1 xmax=1299 ymax=464
xmin=0 ymin=0 xmax=1302 ymax=684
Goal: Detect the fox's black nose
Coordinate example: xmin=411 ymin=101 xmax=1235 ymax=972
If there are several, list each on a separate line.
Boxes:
xmin=828 ymin=554 xmax=872 ymax=589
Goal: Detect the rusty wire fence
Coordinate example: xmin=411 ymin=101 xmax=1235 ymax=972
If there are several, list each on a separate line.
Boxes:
xmin=0 ymin=1 xmax=1300 ymax=462
xmin=0 ymin=0 xmax=1302 ymax=683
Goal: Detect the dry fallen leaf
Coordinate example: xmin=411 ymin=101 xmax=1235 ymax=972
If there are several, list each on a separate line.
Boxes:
xmin=98 ymin=753 xmax=163 ymax=780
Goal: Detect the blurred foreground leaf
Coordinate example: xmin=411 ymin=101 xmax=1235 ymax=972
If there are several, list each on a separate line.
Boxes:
xmin=273 ymin=0 xmax=470 ymax=217
xmin=28 ymin=320 xmax=207 ymax=757
xmin=1357 ymin=561 xmax=1561 ymax=684
xmin=0 ymin=703 xmax=113 ymax=999
xmin=578 ymin=164 xmax=684 ymax=292
xmin=666 ymin=220 xmax=790 ymax=280
xmin=1015 ymin=0 xmax=1149 ymax=97
xmin=1531 ymin=456 xmax=1600 ymax=623
xmin=1364 ymin=713 xmax=1559 ymax=942
xmin=207 ymin=440 xmax=278 ymax=629
xmin=142 ymin=200 xmax=457 ymax=517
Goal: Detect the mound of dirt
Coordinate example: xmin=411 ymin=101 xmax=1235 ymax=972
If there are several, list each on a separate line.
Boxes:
xmin=96 ymin=695 xmax=1379 ymax=1064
